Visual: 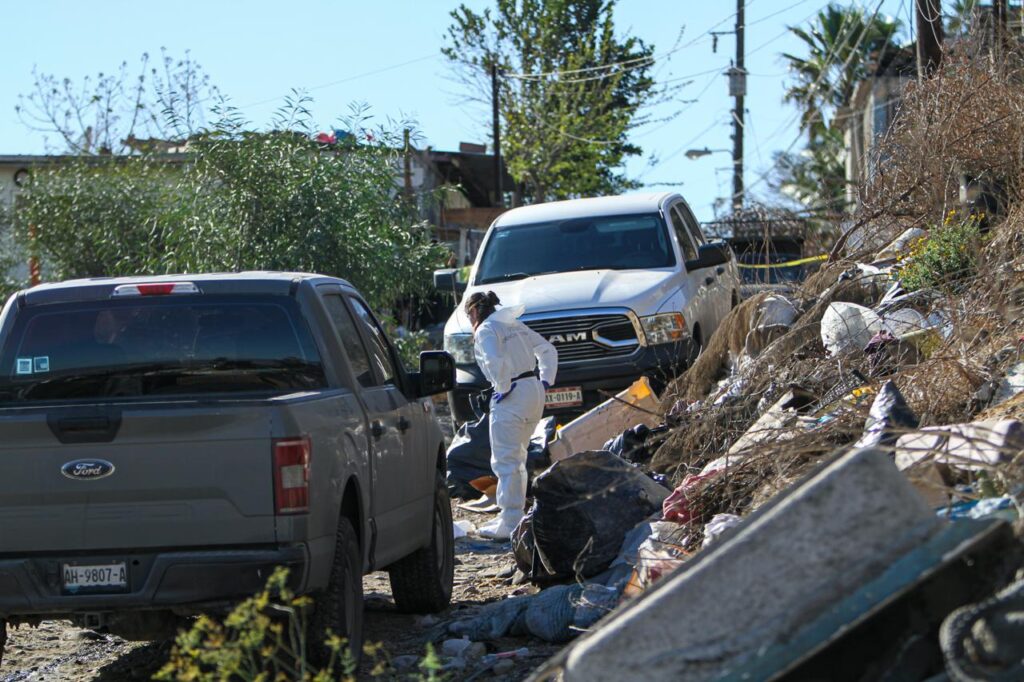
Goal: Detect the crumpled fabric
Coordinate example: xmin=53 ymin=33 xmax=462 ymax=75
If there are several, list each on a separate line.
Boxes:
xmin=662 ymin=471 xmax=720 ymax=524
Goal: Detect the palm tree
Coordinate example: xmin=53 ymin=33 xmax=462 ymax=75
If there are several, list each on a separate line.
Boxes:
xmin=782 ymin=4 xmax=902 ymax=140
xmin=946 ymin=0 xmax=980 ymax=34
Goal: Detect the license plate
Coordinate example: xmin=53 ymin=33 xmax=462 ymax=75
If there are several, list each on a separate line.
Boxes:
xmin=62 ymin=562 xmax=128 ymax=593
xmin=545 ymin=386 xmax=583 ymax=409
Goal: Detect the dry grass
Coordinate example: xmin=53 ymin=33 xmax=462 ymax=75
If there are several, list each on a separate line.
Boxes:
xmin=641 ymin=35 xmax=1024 ymax=547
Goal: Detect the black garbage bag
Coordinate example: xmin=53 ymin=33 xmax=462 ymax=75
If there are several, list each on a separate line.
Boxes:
xmin=522 ymin=450 xmax=669 ymax=581
xmin=855 ymin=380 xmax=919 ymax=449
xmin=446 ymin=414 xmax=557 ymax=500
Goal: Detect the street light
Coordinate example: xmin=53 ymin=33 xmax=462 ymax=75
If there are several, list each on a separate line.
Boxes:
xmin=684 ymin=147 xmax=730 ymax=160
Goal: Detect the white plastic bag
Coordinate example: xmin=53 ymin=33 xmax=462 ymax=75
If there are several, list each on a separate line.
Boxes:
xmin=821 ymin=302 xmax=882 ymax=356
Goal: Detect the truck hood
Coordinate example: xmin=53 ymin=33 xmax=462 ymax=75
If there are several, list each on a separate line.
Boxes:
xmin=448 ymin=268 xmax=678 ymax=333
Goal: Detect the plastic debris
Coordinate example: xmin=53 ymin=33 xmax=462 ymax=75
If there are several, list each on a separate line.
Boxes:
xmin=702 ymin=513 xmax=743 ymax=549
xmin=442 ymin=637 xmax=473 ymax=658
xmin=821 ymin=302 xmax=882 ymax=356
xmin=863 ymin=330 xmax=921 ymax=376
xmin=992 ymin=361 xmax=1024 ymax=407
xmin=453 ymin=519 xmax=476 ymax=539
xmin=937 ymin=496 xmax=1019 ymax=522
xmin=453 ymin=521 xmax=653 ymax=643
xmin=854 ymin=380 xmax=919 ymax=449
xmin=895 ymin=419 xmax=1024 ymax=471
xmin=726 ymin=387 xmax=817 ymax=458
xmin=628 ymin=521 xmax=690 ymax=595
xmin=602 ymin=424 xmax=669 ymax=464
xmin=514 ymin=451 xmax=669 ymax=581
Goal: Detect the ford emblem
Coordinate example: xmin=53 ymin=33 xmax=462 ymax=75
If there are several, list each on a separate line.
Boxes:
xmin=61 ymin=459 xmax=115 ymax=481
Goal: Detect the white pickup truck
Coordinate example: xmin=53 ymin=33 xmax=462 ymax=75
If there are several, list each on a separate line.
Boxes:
xmin=436 ymin=192 xmax=741 ymax=423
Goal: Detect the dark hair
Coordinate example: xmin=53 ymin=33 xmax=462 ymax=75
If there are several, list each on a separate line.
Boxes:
xmin=466 ymin=291 xmax=500 ymax=321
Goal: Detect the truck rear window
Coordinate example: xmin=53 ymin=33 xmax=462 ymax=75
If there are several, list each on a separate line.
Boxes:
xmin=0 ymin=295 xmax=327 ymax=402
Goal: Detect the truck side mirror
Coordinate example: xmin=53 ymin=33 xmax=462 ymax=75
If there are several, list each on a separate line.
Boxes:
xmin=413 ymin=351 xmax=456 ymax=397
xmin=686 ymin=242 xmax=732 ymax=271
xmin=433 ymin=269 xmax=467 ymax=295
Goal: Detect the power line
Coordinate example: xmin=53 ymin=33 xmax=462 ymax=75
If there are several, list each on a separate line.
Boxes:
xmin=740 ymin=0 xmax=892 ymax=201
xmin=238 ymin=54 xmax=440 ymax=109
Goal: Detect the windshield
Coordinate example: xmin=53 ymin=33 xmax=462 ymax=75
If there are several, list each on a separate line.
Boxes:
xmin=0 ymin=295 xmax=326 ymax=402
xmin=475 ymin=212 xmax=675 ymax=284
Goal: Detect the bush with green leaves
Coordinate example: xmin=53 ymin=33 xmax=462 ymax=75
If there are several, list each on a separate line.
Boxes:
xmin=14 ymin=100 xmax=449 ymax=311
xmin=896 ymin=213 xmax=982 ymax=292
xmin=155 ymin=566 xmax=445 ymax=682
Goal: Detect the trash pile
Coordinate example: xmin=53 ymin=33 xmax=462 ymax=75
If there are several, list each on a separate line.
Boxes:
xmin=438 ymin=49 xmax=1024 ymax=676
xmin=436 ymin=198 xmax=1024 ymax=680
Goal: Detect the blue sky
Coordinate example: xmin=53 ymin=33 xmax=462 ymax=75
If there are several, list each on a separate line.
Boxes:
xmin=0 ymin=1 xmax=925 ymax=220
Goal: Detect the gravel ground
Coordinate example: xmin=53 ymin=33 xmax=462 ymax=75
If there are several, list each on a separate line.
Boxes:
xmin=0 ymin=400 xmax=558 ymax=681
xmin=0 ymin=505 xmax=556 ymax=682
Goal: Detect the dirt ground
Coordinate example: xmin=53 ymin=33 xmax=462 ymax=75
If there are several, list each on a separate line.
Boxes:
xmin=0 ymin=401 xmax=558 ymax=681
xmin=0 ymin=503 xmax=556 ymax=681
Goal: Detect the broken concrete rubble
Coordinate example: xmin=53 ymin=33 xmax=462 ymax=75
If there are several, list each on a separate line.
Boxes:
xmin=536 ymin=448 xmax=1015 ymax=682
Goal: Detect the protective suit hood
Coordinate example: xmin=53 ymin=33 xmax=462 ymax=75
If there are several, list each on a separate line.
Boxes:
xmin=489 ymin=304 xmax=527 ymax=324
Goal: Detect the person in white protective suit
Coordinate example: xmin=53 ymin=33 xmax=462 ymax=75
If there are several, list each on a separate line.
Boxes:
xmin=466 ymin=291 xmax=557 ymax=541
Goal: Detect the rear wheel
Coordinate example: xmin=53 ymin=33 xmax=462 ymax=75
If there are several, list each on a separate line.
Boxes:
xmin=388 ymin=472 xmax=455 ymax=613
xmin=309 ymin=517 xmax=363 ymax=667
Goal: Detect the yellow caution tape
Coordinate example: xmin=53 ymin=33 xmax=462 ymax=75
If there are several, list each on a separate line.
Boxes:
xmin=736 ymin=254 xmax=829 ymax=269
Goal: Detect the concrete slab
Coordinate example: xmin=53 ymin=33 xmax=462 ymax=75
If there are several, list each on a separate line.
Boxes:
xmin=552 ymin=448 xmax=943 ymax=682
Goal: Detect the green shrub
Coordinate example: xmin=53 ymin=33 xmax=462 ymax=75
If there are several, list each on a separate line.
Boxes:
xmin=896 ymin=213 xmax=982 ymax=292
xmin=155 ymin=567 xmax=444 ymax=681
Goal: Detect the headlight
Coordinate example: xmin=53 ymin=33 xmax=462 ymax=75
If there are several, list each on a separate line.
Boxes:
xmin=640 ymin=313 xmax=687 ymax=345
xmin=444 ymin=333 xmax=476 ymax=364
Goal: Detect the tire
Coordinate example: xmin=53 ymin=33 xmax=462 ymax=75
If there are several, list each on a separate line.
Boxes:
xmin=388 ymin=472 xmax=455 ymax=614
xmin=0 ymin=619 xmax=6 ymax=667
xmin=687 ymin=326 xmax=704 ymax=365
xmin=448 ymin=390 xmax=478 ymax=426
xmin=308 ymin=517 xmax=363 ymax=667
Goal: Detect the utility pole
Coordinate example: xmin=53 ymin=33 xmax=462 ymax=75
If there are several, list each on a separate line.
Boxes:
xmin=402 ymin=128 xmax=413 ymax=198
xmin=915 ymin=0 xmax=944 ymax=78
xmin=730 ymin=0 xmax=745 ymax=213
xmin=490 ymin=62 xmax=504 ymax=208
xmin=994 ymin=0 xmax=1008 ymax=55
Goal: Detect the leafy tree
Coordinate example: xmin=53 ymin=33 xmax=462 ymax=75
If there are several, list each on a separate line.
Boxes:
xmin=15 ymin=49 xmax=218 ymax=155
xmin=782 ymin=4 xmax=901 ymax=140
xmin=14 ymin=100 xmax=448 ymax=311
xmin=443 ymin=0 xmax=656 ymax=202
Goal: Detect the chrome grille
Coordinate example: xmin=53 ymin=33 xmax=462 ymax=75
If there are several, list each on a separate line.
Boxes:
xmin=523 ymin=313 xmax=639 ymax=363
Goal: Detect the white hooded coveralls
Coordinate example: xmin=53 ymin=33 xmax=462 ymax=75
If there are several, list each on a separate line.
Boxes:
xmin=473 ymin=305 xmax=558 ymax=528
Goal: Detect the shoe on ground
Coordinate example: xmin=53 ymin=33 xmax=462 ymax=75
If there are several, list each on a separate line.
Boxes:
xmin=477 ymin=518 xmax=515 ymax=541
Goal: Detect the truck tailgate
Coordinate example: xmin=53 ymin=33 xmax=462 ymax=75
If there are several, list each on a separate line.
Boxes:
xmin=0 ymin=404 xmax=276 ymax=553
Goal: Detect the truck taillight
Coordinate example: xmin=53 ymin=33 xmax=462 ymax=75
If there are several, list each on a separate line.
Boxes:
xmin=273 ymin=437 xmax=310 ymax=515
xmin=111 ymin=282 xmax=200 ymax=297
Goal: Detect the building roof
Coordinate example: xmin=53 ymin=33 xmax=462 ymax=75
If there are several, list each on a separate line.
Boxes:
xmin=493 ymin=192 xmax=678 ymax=227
